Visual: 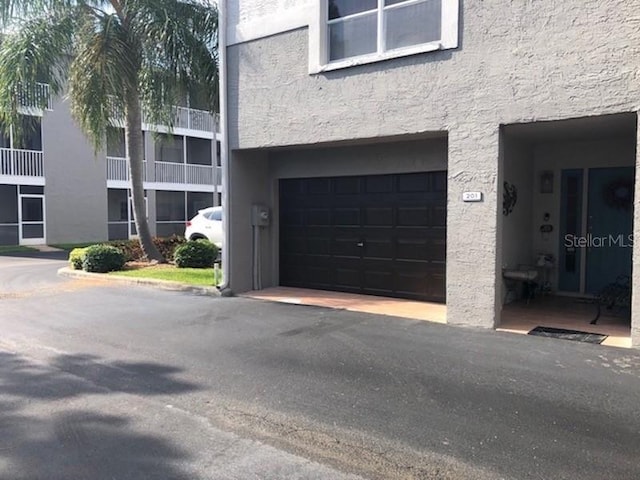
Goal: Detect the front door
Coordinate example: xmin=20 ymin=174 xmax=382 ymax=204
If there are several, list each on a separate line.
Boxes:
xmin=558 ymin=167 xmax=634 ymax=294
xmin=585 ymin=167 xmax=634 ymax=294
xmin=19 ymin=194 xmax=45 ymax=245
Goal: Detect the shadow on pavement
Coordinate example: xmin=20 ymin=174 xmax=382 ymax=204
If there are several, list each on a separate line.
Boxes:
xmin=0 ymin=351 xmax=202 ymax=480
xmin=0 ymin=250 xmax=69 ymax=261
xmin=0 ymin=352 xmax=199 ymax=399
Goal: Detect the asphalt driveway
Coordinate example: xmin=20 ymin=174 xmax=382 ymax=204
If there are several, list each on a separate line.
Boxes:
xmin=0 ymin=252 xmax=639 ymax=479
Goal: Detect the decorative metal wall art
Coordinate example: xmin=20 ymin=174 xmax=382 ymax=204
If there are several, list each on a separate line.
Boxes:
xmin=503 ymin=181 xmax=518 ymax=216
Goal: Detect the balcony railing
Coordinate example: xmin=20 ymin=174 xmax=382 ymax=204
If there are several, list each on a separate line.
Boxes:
xmin=142 ymin=107 xmax=216 ymax=133
xmin=155 ymin=161 xmax=214 ymax=185
xmin=17 ymin=83 xmax=52 ymax=111
xmin=174 ymin=107 xmax=216 ymax=132
xmin=0 ymin=148 xmax=44 ymax=177
xmin=108 ymin=94 xmax=217 ymax=133
xmin=106 ymin=156 xmax=146 ymax=182
xmin=107 ymin=157 xmax=214 ymax=185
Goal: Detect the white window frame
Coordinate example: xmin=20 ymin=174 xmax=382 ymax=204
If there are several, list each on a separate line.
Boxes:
xmin=309 ymin=0 xmax=459 ymax=74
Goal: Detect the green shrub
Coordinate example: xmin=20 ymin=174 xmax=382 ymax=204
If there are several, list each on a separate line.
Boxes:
xmin=154 ymin=235 xmax=186 ymax=261
xmin=108 ymin=235 xmax=186 ymax=262
xmin=108 ymin=239 xmax=142 ymax=262
xmin=68 ymin=247 xmax=89 ymax=270
xmin=173 ymin=240 xmax=218 ymax=268
xmin=82 ymin=244 xmax=126 ymax=273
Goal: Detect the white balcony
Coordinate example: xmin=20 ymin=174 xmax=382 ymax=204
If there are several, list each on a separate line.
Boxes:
xmin=174 ymin=107 xmax=216 ymax=132
xmin=0 ymin=148 xmax=44 ymax=178
xmin=154 ymin=161 xmax=214 ymax=185
xmin=108 ymin=157 xmax=215 ymax=187
xmin=18 ymin=83 xmax=53 ymax=112
xmin=141 ymin=107 xmax=216 ymax=135
xmin=106 ymin=156 xmax=146 ymax=182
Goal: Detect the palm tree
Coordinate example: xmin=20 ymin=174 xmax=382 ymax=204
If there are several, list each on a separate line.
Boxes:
xmin=0 ymin=1 xmax=219 ymax=261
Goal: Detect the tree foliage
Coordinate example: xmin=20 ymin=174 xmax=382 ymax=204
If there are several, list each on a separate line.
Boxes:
xmin=0 ymin=1 xmax=219 ymax=261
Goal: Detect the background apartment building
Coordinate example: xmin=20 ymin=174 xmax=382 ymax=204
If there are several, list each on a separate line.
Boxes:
xmin=0 ymin=85 xmax=221 ymax=246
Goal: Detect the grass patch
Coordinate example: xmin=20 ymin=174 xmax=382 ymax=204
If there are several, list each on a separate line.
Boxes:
xmin=0 ymin=245 xmax=38 ymax=254
xmin=110 ymin=264 xmax=223 ymax=286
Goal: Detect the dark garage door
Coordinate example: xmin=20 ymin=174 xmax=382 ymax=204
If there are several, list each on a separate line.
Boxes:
xmin=279 ymin=172 xmax=446 ymax=302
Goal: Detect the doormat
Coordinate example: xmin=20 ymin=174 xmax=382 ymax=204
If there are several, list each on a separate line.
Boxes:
xmin=528 ymin=326 xmax=607 ymax=345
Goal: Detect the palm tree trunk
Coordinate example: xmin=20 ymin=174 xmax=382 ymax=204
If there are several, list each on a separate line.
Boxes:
xmin=125 ymin=90 xmax=164 ymax=262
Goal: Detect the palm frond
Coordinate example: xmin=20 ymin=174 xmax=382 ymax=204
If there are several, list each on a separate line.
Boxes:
xmin=0 ymin=1 xmax=103 ymax=27
xmin=69 ymin=8 xmax=138 ymax=150
xmin=0 ymin=8 xmax=76 ymax=140
xmin=131 ymin=0 xmax=219 ymax=123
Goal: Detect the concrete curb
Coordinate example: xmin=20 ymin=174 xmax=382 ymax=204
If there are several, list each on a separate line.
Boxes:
xmin=57 ymin=267 xmax=222 ymax=296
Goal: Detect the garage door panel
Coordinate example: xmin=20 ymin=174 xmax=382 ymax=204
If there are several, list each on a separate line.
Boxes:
xmin=333 ymin=208 xmax=360 ymax=226
xmin=363 ymin=271 xmax=394 ymax=291
xmin=281 ymin=209 xmax=304 ymax=226
xmin=306 ymin=177 xmax=331 ymax=194
xmin=306 ymin=209 xmax=331 ymax=225
xmin=280 ymin=171 xmax=446 ymax=303
xmin=335 ymin=266 xmax=361 ymax=290
xmin=280 ymin=259 xmax=307 ymax=284
xmin=397 ymin=207 xmax=429 ymax=226
xmin=281 ymin=234 xmax=307 ymax=254
xmin=306 ymin=225 xmax=331 ymax=239
xmin=363 ymin=238 xmax=394 ymax=259
xmin=365 ymin=175 xmax=394 ymax=193
xmin=306 ymin=266 xmax=331 ymax=285
xmin=431 ymin=206 xmax=447 ymax=226
xmin=364 ymin=207 xmax=393 ymax=226
xmin=397 ymin=172 xmax=429 ymax=192
xmin=395 ymin=273 xmax=429 ymax=298
xmin=426 ymin=272 xmax=446 ymax=301
xmin=281 ymin=178 xmax=304 ymax=195
xmin=332 ymin=241 xmax=361 ymax=257
xmin=307 ymin=237 xmax=330 ymax=254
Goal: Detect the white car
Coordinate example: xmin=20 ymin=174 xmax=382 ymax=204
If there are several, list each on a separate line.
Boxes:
xmin=184 ymin=206 xmax=223 ymax=248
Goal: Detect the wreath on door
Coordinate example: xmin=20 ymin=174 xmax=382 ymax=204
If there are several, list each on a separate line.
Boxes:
xmin=603 ymin=178 xmax=633 ymax=211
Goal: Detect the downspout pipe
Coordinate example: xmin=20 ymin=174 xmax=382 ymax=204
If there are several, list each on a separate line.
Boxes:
xmin=217 ymin=0 xmax=233 ymax=296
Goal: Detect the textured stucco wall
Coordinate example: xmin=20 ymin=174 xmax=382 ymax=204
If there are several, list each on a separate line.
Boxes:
xmin=228 ymin=150 xmax=271 ymax=293
xmin=227 ymin=0 xmax=305 ymax=28
xmin=226 ymin=0 xmax=310 ymax=45
xmin=500 ymin=135 xmax=534 ymax=303
xmin=227 ymin=0 xmax=640 ymax=335
xmin=228 ymin=1 xmax=640 ymax=150
xmin=43 ymin=97 xmax=108 ymax=244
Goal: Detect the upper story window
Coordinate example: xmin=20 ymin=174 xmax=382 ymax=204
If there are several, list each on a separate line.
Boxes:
xmin=310 ymin=0 xmax=459 ymax=73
